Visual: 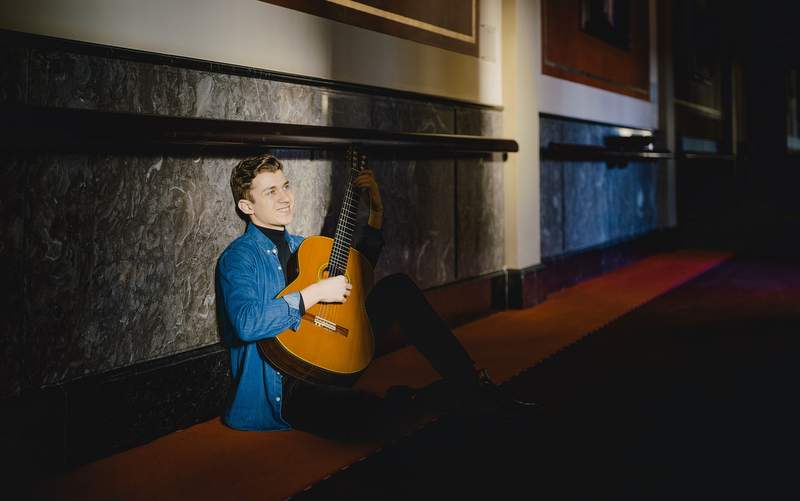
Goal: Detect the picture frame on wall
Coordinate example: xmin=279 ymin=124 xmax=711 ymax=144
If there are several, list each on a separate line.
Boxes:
xmin=260 ymin=0 xmax=479 ymax=57
xmin=580 ymin=0 xmax=631 ymax=50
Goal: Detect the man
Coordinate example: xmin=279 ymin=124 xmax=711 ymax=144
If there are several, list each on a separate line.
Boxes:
xmin=216 ymin=154 xmax=532 ymax=435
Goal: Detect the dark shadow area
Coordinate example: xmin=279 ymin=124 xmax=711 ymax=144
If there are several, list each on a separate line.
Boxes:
xmin=293 ymin=255 xmax=800 ymax=500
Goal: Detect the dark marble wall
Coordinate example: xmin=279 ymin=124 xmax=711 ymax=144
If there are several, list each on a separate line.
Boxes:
xmin=456 ymin=108 xmax=505 ymax=278
xmin=540 ymin=116 xmax=662 ymax=258
xmin=1 ymin=155 xmax=25 ymax=398
xmin=0 ymin=40 xmax=504 ymax=398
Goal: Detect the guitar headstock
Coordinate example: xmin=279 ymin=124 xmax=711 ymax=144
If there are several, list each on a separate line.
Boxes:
xmin=346 ymin=145 xmax=367 ymax=174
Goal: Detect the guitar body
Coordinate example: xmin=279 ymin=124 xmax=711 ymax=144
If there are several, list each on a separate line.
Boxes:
xmin=257 ymin=236 xmax=375 ymax=386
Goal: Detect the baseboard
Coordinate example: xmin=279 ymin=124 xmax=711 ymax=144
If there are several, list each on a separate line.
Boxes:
xmin=1 ymin=344 xmax=230 ymax=482
xmin=508 ymin=228 xmax=679 ymax=309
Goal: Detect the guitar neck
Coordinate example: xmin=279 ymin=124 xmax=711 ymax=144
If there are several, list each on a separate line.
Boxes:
xmin=329 ymin=149 xmax=364 ymax=276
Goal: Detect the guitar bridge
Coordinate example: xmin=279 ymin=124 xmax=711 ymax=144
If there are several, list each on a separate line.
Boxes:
xmin=314 ymin=316 xmax=337 ymax=331
xmin=302 ymin=313 xmax=349 ymax=337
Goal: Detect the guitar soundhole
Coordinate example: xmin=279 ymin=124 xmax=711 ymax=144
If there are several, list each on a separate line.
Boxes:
xmin=318 ymin=262 xmax=331 ymax=280
xmin=316 ymin=262 xmax=351 ymax=284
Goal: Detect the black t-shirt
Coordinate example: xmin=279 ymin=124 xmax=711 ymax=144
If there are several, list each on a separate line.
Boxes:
xmin=256 ymin=225 xmax=302 ymax=314
xmin=258 ymin=226 xmax=291 ymax=275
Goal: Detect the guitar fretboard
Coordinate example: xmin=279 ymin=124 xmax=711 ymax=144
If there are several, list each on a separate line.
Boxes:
xmin=328 ymin=148 xmax=364 ymax=276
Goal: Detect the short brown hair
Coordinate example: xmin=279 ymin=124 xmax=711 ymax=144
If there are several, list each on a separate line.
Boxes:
xmin=230 ymin=154 xmax=283 ymax=205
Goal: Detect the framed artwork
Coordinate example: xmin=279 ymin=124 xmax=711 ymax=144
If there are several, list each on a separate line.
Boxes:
xmin=542 ymin=0 xmax=649 ymax=100
xmin=580 ymin=0 xmax=631 ymax=50
xmin=261 ymin=0 xmax=479 ymax=57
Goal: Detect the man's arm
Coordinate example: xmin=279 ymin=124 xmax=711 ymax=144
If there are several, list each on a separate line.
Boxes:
xmin=219 ymin=248 xmax=353 ymax=343
xmin=217 ymin=248 xmax=302 ymax=342
xmin=353 ymin=169 xmax=385 ymax=267
xmin=353 ymin=168 xmax=383 ymax=230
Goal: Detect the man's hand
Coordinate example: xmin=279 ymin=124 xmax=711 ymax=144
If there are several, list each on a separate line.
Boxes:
xmin=353 ymin=169 xmax=383 ymax=229
xmin=300 ymin=275 xmax=352 ymax=308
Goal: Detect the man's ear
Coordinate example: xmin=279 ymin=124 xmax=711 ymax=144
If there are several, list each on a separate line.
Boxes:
xmin=238 ymin=199 xmax=254 ymax=215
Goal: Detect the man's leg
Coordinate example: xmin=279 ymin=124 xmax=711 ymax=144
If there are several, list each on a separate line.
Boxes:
xmin=366 ymin=273 xmax=537 ymax=414
xmin=281 ymin=376 xmax=384 ymax=438
xmin=280 ymin=273 xmax=475 ymax=436
xmin=366 ymin=273 xmax=478 ymax=386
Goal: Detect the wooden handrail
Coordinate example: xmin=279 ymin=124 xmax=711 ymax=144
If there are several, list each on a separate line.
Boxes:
xmin=0 ymin=105 xmax=518 ymax=157
xmin=541 ymin=143 xmax=672 ymax=163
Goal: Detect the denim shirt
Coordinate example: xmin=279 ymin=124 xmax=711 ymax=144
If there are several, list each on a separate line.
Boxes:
xmin=217 ymin=222 xmax=384 ymax=431
xmin=217 ymin=223 xmax=305 ymax=431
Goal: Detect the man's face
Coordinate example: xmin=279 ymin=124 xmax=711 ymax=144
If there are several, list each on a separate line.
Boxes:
xmin=238 ymin=169 xmax=294 ymax=229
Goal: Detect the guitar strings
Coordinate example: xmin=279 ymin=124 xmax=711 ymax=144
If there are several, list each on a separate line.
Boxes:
xmin=320 ymin=148 xmax=361 ymax=325
xmin=328 ymin=156 xmax=359 ymax=325
xmin=323 ymin=150 xmax=362 ymax=326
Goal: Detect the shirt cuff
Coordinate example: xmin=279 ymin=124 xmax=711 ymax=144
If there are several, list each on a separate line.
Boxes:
xmin=283 ymin=292 xmax=303 ymax=315
xmin=283 ymin=292 xmax=306 ymax=331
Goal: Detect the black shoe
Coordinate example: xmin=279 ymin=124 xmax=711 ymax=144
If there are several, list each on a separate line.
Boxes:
xmin=463 ymin=369 xmax=538 ymax=415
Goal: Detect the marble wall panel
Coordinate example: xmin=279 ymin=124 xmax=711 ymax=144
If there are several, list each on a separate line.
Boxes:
xmin=553 ymin=117 xmax=614 ymax=147
xmin=0 ymin=48 xmax=28 ymax=104
xmin=277 ymin=149 xmax=333 ymax=237
xmin=541 ymin=115 xmax=663 ymax=257
xmin=540 ymin=160 xmax=565 ymax=258
xmin=0 ymin=155 xmax=26 ymax=398
xmin=26 ymin=49 xmax=328 ymax=124
xmin=457 ymin=158 xmax=504 ymax=278
xmin=366 ymin=159 xmax=455 ymax=288
xmin=539 ymin=118 xmax=563 ymax=149
xmin=606 ymin=165 xmax=638 ymax=242
xmin=261 ymin=80 xmax=325 ymax=126
xmin=28 ymin=51 xmax=141 ymax=112
xmin=634 ymin=161 xmax=658 ymax=232
xmin=323 ymin=89 xmax=373 ymax=129
xmin=453 ymin=107 xmax=505 ymax=277
xmin=563 ymin=162 xmax=609 ymax=252
xmin=455 ymin=108 xmax=502 ymax=136
xmin=606 ymin=163 xmax=658 ymax=241
xmin=373 ymin=97 xmax=453 ymax=133
xmin=23 ymin=154 xmax=241 ymax=386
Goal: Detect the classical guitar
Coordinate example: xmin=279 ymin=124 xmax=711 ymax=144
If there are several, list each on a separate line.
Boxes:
xmin=257 ymin=147 xmax=375 ymax=386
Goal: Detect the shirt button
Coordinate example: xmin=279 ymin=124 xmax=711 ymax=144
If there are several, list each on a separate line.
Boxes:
xmin=273 ymin=249 xmax=278 ymax=254
xmin=275 ymin=397 xmax=281 ymax=402
xmin=277 ymin=265 xmax=282 ymax=270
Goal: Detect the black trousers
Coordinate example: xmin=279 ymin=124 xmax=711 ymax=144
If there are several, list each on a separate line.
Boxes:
xmin=281 ymin=273 xmax=476 ymax=436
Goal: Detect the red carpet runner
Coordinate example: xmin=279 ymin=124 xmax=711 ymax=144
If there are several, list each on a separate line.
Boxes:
xmin=36 ymin=250 xmax=729 ymax=501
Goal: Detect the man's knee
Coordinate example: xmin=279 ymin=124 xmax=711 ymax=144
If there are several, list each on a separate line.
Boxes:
xmin=379 ymin=273 xmax=417 ymax=292
xmin=370 ymin=273 xmax=420 ymax=306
